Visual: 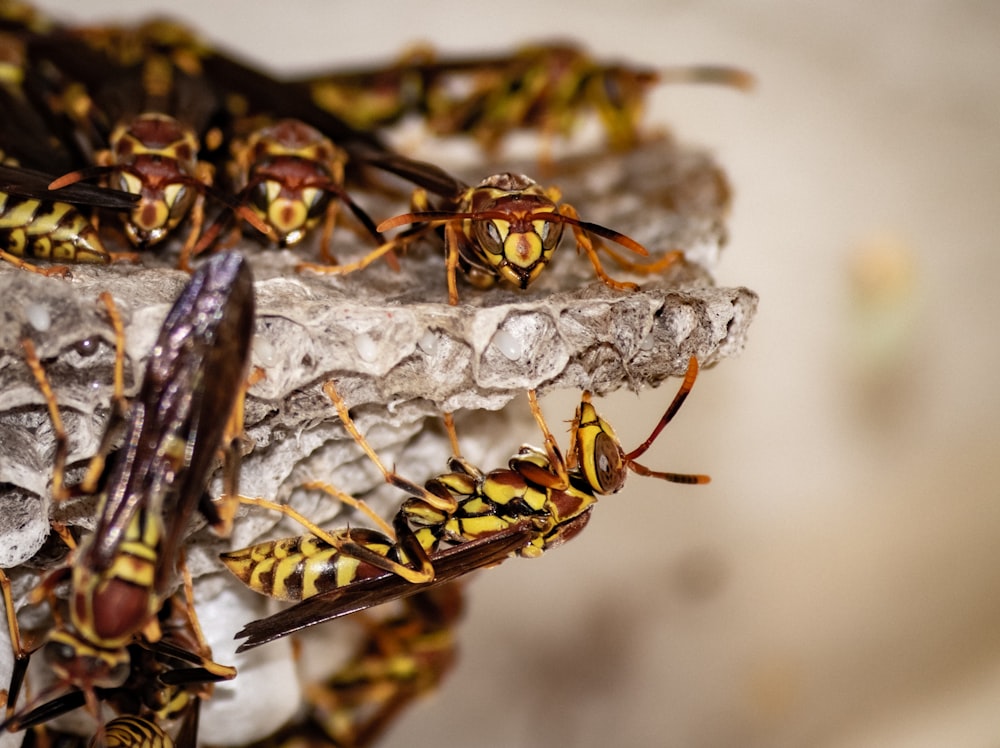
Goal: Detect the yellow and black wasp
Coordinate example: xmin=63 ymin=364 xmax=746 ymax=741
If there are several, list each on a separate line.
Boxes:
xmin=222 ymin=356 xmax=707 ymax=649
xmin=2 ymin=251 xmax=253 ymax=734
xmin=3 ymin=714 xmax=175 ymax=748
xmin=0 ymin=14 xmax=140 ymax=274
xmin=192 ymin=116 xmax=388 ymax=266
xmin=297 ymin=41 xmax=753 ymax=157
xmin=22 ymin=22 xmax=270 ymax=268
xmin=181 ymin=41 xmax=396 ymax=265
xmin=236 ymin=582 xmax=465 ymax=748
xmin=9 ymin=587 xmax=236 ymax=748
xmin=303 ymin=582 xmax=465 ymax=748
xmin=299 ymin=150 xmax=676 ymax=305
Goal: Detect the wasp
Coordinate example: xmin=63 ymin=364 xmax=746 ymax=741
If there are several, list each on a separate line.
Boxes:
xmin=192 ymin=117 xmax=386 ymax=265
xmin=7 ymin=586 xmax=236 ymax=748
xmin=94 ymin=716 xmax=174 ymax=748
xmin=0 ymin=24 xmax=140 ymax=274
xmin=298 ymin=41 xmax=753 ymax=157
xmin=223 ymin=356 xmax=707 ymax=649
xmin=24 ymin=24 xmax=269 ymax=268
xmin=299 ymin=154 xmax=677 ymax=305
xmin=303 ymin=582 xmax=464 ymax=748
xmin=236 ymin=582 xmax=464 ymax=748
xmin=0 ymin=164 xmax=140 ymax=275
xmin=2 ymin=251 xmax=253 ymax=731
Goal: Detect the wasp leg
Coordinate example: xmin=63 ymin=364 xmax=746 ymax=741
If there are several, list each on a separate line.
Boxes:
xmin=235 ymin=496 xmax=433 ymax=584
xmin=518 ymin=390 xmax=571 ymax=491
xmin=210 ymin=367 xmax=266 ymax=537
xmin=322 ymin=381 xmax=458 ymax=514
xmin=74 ymin=292 xmax=130 ymax=493
xmin=600 ymin=241 xmax=684 ymax=276
xmin=298 ymin=481 xmax=395 ymax=539
xmin=296 ymin=234 xmax=405 ymax=276
xmin=559 ymin=203 xmax=640 ymax=292
xmin=441 ymin=413 xmax=462 ymax=460
xmin=0 ymin=251 xmax=70 ymax=277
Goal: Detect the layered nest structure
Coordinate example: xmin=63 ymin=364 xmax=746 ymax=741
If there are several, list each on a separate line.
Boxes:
xmin=0 ymin=133 xmax=756 ymax=745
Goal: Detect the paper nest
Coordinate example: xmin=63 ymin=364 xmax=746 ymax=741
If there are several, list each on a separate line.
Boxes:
xmin=0 ymin=135 xmax=757 ymax=745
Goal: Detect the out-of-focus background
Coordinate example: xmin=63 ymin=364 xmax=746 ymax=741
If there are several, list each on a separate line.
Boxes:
xmin=26 ymin=1 xmax=1000 ymax=746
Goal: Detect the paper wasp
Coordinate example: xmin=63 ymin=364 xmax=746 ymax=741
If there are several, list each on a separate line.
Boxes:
xmin=2 ymin=251 xmax=253 ymax=733
xmin=23 ymin=24 xmax=270 ymax=268
xmin=236 ymin=583 xmax=463 ymax=748
xmin=95 ymin=716 xmax=173 ymax=748
xmin=0 ymin=23 xmax=141 ymax=274
xmin=7 ymin=587 xmax=236 ymax=748
xmin=300 ymin=154 xmax=677 ymax=304
xmin=0 ymin=164 xmax=140 ymax=275
xmin=298 ymin=41 xmax=753 ymax=156
xmin=192 ymin=117 xmax=386 ymax=265
xmin=223 ymin=356 xmax=708 ymax=649
xmin=303 ymin=582 xmax=464 ymax=748
xmin=29 ymin=16 xmax=394 ymax=267
xmin=28 ymin=718 xmax=173 ymax=748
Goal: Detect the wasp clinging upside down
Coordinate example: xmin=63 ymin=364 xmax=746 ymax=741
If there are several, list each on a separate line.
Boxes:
xmin=222 ymin=356 xmax=708 ymax=649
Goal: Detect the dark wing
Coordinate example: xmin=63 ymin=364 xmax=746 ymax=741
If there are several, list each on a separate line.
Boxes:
xmin=86 ymin=252 xmax=254 ymax=579
xmin=195 ymin=45 xmax=387 ymax=153
xmin=26 ymin=28 xmax=224 ymax=140
xmin=352 ymin=149 xmax=467 ymax=198
xmin=234 ymin=524 xmax=534 ymax=651
xmin=0 ymin=165 xmax=138 ymax=209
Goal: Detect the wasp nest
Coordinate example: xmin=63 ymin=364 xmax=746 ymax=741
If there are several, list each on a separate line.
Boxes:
xmin=0 ymin=134 xmax=756 ymax=745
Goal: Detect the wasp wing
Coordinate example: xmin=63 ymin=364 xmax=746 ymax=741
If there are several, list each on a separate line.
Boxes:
xmin=0 ymin=165 xmax=138 ymax=209
xmin=234 ymin=524 xmax=533 ymax=651
xmin=86 ymin=253 xmax=254 ymax=584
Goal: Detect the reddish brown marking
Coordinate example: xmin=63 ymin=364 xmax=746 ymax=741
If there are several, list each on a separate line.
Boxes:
xmin=88 ymin=579 xmax=150 ymax=642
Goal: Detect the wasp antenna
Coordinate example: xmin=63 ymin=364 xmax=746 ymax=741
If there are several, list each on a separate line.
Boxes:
xmin=377 ymin=211 xmax=468 ymax=232
xmin=48 ymin=165 xmax=114 ymax=190
xmin=625 ymin=357 xmax=699 ymax=462
xmin=628 ymin=459 xmax=710 ymax=484
xmin=657 ymin=64 xmax=756 ymax=91
xmin=544 ymin=211 xmax=649 ymax=256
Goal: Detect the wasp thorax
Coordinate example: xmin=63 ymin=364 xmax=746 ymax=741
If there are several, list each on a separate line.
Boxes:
xmin=476 ymin=172 xmax=537 ymax=192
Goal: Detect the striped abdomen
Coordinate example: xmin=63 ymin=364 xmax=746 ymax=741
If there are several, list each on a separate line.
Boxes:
xmin=220 ymin=528 xmax=405 ymax=602
xmin=98 ymin=716 xmax=173 ymax=748
xmin=0 ymin=191 xmax=109 ymax=263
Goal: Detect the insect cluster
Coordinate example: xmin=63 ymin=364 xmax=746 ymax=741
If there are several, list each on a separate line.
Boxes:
xmin=0 ymin=3 xmax=758 ymax=747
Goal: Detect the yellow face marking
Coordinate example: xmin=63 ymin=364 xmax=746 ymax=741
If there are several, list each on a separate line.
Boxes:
xmin=503 ymin=230 xmax=543 ymax=269
xmin=120 ymin=172 xmax=143 ymax=197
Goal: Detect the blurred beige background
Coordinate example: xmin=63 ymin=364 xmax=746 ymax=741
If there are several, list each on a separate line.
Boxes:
xmin=28 ymin=1 xmax=1000 ymax=746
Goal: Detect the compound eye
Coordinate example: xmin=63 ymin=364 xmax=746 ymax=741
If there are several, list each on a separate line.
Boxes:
xmin=303 ymin=188 xmax=329 ymax=218
xmin=592 ymin=433 xmax=623 ymax=492
xmin=44 ymin=640 xmax=76 ymax=667
xmin=118 ymin=172 xmax=141 ymax=195
xmin=481 ymin=221 xmax=503 ymax=252
xmin=105 ymin=659 xmax=131 ymax=688
xmin=249 ymin=182 xmax=270 ymax=212
xmin=166 ymin=185 xmax=190 ymax=220
xmin=538 ymin=219 xmax=562 ymax=250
